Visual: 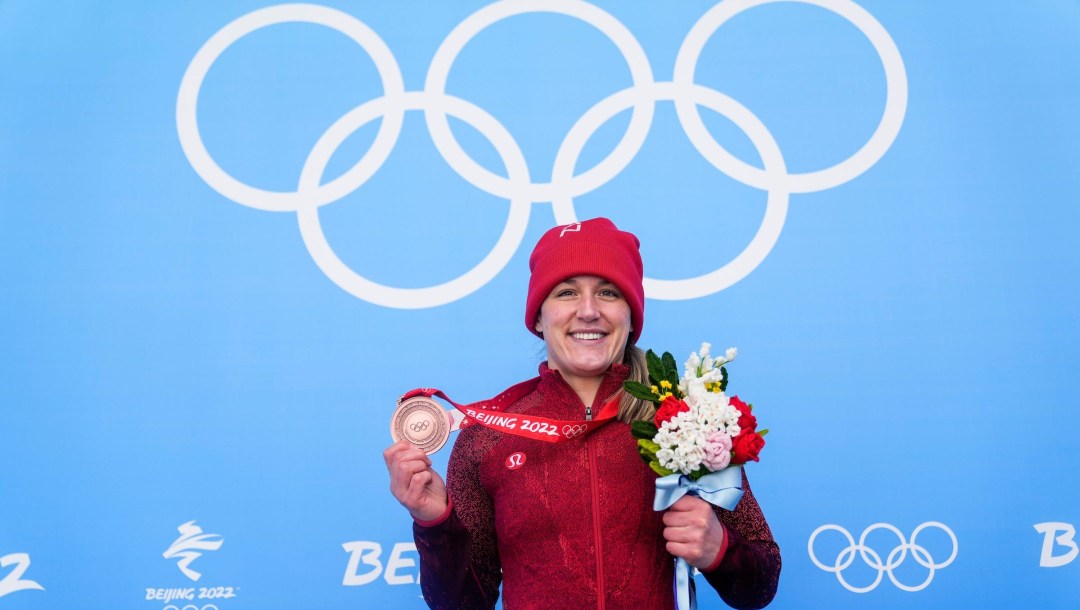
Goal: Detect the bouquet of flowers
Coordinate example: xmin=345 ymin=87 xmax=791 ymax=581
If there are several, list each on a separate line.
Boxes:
xmin=624 ymin=343 xmax=767 ymax=479
xmin=623 ymin=343 xmax=768 ymax=610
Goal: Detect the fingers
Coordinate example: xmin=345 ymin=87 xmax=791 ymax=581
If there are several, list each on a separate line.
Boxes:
xmin=402 ymin=470 xmax=432 ymax=507
xmin=384 ymin=440 xmax=449 ymax=521
xmin=384 ymin=440 xmax=431 ymax=470
xmin=662 ymin=496 xmax=724 ymax=569
xmin=385 ymin=441 xmax=433 ymax=500
xmin=662 ymin=496 xmax=711 ymax=528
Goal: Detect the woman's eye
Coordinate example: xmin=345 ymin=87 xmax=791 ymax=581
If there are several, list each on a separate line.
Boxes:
xmin=556 ymin=289 xmax=575 ymax=297
xmin=599 ymin=289 xmax=621 ymax=298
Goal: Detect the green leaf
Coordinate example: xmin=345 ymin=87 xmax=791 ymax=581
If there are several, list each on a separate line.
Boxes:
xmin=623 ymin=380 xmax=659 ymax=403
xmin=661 ymin=351 xmax=679 ymax=387
xmin=649 ymin=461 xmax=675 ymax=477
xmin=719 ymin=366 xmax=729 ymax=392
xmin=630 ymin=419 xmax=658 ymax=440
xmin=645 ymin=349 xmax=665 ymax=386
xmin=638 ymin=438 xmax=661 ymax=456
xmin=688 ymin=465 xmax=710 ymax=481
xmin=758 ymin=428 xmax=769 ymax=437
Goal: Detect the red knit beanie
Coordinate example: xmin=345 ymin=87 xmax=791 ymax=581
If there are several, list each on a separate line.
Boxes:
xmin=525 ymin=218 xmax=644 ymax=344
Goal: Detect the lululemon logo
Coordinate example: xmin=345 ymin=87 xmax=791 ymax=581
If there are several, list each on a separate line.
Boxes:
xmin=1034 ymin=522 xmax=1079 ymax=568
xmin=505 ymin=452 xmax=526 ymax=470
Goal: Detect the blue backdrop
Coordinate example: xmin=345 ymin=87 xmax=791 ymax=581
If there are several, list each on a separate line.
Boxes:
xmin=2 ymin=1 xmax=1078 ymax=608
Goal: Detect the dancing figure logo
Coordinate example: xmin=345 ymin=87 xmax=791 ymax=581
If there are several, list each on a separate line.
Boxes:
xmin=163 ymin=521 xmax=225 ymax=582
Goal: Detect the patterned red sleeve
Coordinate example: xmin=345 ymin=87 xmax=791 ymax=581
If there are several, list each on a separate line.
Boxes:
xmin=412 ymin=425 xmax=502 ymax=610
xmin=701 ymin=470 xmax=781 ymax=609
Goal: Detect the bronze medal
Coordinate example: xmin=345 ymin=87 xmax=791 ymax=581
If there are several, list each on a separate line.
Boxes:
xmin=391 ymin=396 xmax=451 ymax=454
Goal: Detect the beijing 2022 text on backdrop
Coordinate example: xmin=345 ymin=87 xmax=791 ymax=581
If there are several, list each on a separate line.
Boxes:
xmin=2 ymin=1 xmax=1078 ymax=608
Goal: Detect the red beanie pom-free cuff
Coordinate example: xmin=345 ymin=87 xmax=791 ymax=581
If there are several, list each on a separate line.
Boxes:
xmin=524 ymin=218 xmax=644 ymax=344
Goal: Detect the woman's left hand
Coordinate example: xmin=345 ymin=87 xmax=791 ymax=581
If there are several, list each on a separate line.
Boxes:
xmin=662 ymin=495 xmax=725 ymax=570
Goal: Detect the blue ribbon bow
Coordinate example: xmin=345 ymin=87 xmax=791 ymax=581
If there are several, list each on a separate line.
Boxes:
xmin=654 ymin=466 xmax=745 ymax=610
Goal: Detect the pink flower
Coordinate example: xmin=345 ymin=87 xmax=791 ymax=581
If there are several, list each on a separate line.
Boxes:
xmin=702 ymin=430 xmax=733 ymax=471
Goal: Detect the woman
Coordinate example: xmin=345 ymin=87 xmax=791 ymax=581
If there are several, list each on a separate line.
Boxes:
xmin=384 ymin=218 xmax=780 ymax=609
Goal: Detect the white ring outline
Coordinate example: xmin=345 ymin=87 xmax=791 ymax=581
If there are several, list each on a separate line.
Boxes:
xmin=176 ymin=4 xmax=406 ymax=212
xmin=424 ymin=0 xmax=655 ymax=204
xmin=808 ymin=522 xmax=958 ymax=593
xmin=673 ymin=0 xmax=908 ymax=193
xmin=551 ymin=81 xmax=788 ymax=300
xmin=561 ymin=423 xmax=587 ymax=437
xmin=176 ymin=0 xmax=908 ymax=307
xmin=297 ymin=91 xmax=532 ymax=308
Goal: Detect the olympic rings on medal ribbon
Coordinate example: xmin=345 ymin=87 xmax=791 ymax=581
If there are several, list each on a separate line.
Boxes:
xmin=807 ymin=522 xmax=958 ymax=593
xmin=561 ymin=424 xmax=588 ymax=438
xmin=177 ymin=0 xmax=907 ymax=308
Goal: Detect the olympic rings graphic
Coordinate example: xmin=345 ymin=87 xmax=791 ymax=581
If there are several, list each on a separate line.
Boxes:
xmin=177 ymin=0 xmax=907 ymax=308
xmin=561 ymin=424 xmax=588 ymax=438
xmin=409 ymin=420 xmax=431 ymax=433
xmin=808 ymin=522 xmax=958 ymax=593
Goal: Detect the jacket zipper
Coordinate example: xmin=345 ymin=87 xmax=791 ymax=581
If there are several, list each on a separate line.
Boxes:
xmin=586 ymin=429 xmax=606 ymax=610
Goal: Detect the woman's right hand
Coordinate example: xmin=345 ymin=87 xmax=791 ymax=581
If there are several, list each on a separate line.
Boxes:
xmin=383 ymin=440 xmax=449 ymax=523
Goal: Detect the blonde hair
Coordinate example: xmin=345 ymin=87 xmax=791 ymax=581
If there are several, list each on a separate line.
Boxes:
xmin=614 ymin=343 xmax=655 ymax=423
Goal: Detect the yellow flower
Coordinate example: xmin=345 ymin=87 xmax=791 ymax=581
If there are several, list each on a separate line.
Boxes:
xmin=660 ymin=380 xmax=672 ymax=389
xmin=650 ymin=385 xmax=659 ymax=394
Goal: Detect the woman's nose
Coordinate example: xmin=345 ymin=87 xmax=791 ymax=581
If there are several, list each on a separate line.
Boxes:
xmin=577 ymin=293 xmax=600 ymax=319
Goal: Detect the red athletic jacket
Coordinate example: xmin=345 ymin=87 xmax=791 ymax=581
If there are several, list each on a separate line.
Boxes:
xmin=413 ymin=363 xmax=780 ymax=609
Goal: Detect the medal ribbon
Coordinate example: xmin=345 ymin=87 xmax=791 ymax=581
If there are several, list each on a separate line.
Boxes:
xmin=401 ymin=378 xmax=620 ymax=443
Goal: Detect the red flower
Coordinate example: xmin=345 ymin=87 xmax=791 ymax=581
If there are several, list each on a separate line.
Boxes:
xmin=730 ymin=395 xmax=757 ymax=433
xmin=654 ymin=395 xmax=690 ymax=427
xmin=731 ymin=430 xmax=765 ymax=464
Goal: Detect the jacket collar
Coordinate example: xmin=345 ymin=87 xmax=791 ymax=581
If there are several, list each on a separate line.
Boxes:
xmin=537 ymin=361 xmax=630 ymax=410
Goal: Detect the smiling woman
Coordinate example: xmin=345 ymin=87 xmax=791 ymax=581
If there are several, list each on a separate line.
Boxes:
xmin=383 ymin=218 xmax=780 ymax=610
xmin=533 ymin=275 xmax=632 ymax=408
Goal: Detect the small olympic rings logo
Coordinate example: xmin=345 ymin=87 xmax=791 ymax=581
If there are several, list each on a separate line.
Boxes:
xmin=409 ymin=420 xmax=431 ymax=433
xmin=177 ymin=0 xmax=907 ymax=308
xmin=561 ymin=424 xmax=587 ymax=438
xmin=808 ymin=522 xmax=958 ymax=593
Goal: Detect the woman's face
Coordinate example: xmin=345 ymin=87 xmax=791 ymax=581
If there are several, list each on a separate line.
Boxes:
xmin=534 ymin=275 xmax=632 ymax=385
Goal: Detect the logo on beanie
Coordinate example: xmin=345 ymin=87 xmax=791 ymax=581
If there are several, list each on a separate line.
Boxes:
xmin=559 ymin=223 xmax=582 ymax=238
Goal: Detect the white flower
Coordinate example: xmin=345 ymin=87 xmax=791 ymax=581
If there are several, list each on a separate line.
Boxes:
xmin=684 ymin=351 xmax=701 ymax=375
xmin=725 ymin=347 xmax=738 ymax=362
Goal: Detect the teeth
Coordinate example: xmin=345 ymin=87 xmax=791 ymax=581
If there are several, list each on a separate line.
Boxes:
xmin=572 ymin=332 xmax=603 ymax=340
